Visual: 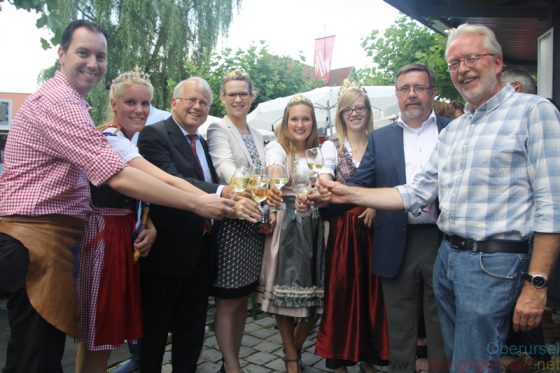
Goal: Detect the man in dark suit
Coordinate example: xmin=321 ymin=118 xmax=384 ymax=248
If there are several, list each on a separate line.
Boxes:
xmin=349 ymin=64 xmax=450 ymax=373
xmin=137 ymin=77 xmax=234 ymax=372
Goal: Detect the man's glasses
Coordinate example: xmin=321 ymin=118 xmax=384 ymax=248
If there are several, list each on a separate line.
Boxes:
xmin=447 ymin=54 xmax=495 ymax=71
xmin=395 ymin=85 xmax=433 ymax=95
xmin=225 ymin=92 xmax=251 ymax=100
xmin=174 ymin=97 xmax=210 ymax=108
xmin=341 ymin=104 xmax=367 ymax=116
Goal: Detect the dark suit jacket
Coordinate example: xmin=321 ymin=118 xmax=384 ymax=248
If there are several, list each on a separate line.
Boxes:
xmin=349 ymin=115 xmax=450 ymax=279
xmin=137 ymin=117 xmax=220 ymax=277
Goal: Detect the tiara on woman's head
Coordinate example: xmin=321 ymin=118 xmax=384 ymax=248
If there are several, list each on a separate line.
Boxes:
xmin=112 ymin=66 xmax=151 ymax=85
xmin=288 ymin=94 xmax=313 ymax=106
xmin=339 ymin=78 xmax=366 ymax=97
xmin=224 ymin=69 xmax=250 ymax=80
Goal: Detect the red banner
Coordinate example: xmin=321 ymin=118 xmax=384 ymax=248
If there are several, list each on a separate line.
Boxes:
xmin=314 ymin=35 xmax=335 ymax=81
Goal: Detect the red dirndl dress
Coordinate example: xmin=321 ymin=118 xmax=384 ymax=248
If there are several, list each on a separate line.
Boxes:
xmin=315 ymin=138 xmax=390 ymax=366
xmin=315 ymin=206 xmax=390 ymax=365
xmin=77 ymin=198 xmax=142 ymax=350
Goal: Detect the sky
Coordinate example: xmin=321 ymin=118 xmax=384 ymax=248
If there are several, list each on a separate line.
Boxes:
xmin=0 ymin=0 xmax=400 ymax=93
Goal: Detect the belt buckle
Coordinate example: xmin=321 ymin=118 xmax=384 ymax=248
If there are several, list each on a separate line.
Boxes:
xmin=472 ymin=240 xmax=478 ymax=252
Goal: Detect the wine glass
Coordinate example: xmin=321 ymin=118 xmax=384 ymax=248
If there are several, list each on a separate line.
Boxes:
xmin=250 ymin=169 xmax=269 ymax=225
xmin=247 ymin=164 xmax=264 ymax=189
xmin=229 ymin=165 xmax=249 ymax=200
xmin=305 ymin=147 xmax=324 ymax=217
xmin=268 ymin=161 xmax=289 ymax=210
xmin=305 ymin=147 xmax=324 ymax=177
xmin=251 ymin=179 xmax=269 ymax=204
xmin=292 ymin=160 xmax=311 ymax=217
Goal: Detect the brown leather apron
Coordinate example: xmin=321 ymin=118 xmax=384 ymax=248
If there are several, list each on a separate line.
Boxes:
xmin=0 ymin=215 xmax=84 ymax=338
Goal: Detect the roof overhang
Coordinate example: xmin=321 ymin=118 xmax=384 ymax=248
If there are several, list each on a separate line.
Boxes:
xmin=383 ymin=0 xmax=558 ymax=71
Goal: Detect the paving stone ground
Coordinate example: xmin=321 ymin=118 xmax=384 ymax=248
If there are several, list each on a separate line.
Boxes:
xmin=108 ymin=298 xmax=386 ymax=373
xmin=2 ymin=298 xmax=560 ymax=372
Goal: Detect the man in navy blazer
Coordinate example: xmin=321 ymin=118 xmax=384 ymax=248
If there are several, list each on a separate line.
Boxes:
xmin=349 ymin=64 xmax=450 ymax=373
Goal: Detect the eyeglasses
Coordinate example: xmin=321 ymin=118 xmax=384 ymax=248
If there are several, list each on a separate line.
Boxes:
xmin=225 ymin=92 xmax=251 ymax=100
xmin=341 ymin=105 xmax=367 ymax=116
xmin=447 ymin=54 xmax=495 ymax=71
xmin=174 ymin=97 xmax=210 ymax=108
xmin=395 ymin=85 xmax=433 ymax=95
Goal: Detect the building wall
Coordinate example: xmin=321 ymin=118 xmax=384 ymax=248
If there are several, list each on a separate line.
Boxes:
xmin=0 ymin=92 xmax=31 ymax=130
xmin=0 ymin=92 xmax=30 ymax=173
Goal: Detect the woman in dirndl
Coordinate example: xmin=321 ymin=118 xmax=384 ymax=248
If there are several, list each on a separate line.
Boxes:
xmin=75 ymin=70 xmax=236 ymax=373
xmin=257 ymin=94 xmax=324 ymax=373
xmin=314 ymin=83 xmax=390 ymax=372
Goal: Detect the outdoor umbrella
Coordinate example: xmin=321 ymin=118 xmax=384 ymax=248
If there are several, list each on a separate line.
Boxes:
xmin=247 ymin=85 xmax=399 ymax=133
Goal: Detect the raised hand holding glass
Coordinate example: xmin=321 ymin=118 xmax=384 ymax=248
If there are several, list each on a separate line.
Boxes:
xmin=305 ymin=148 xmax=324 ymax=217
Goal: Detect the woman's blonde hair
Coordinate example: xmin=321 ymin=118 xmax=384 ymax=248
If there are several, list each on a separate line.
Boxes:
xmin=335 ymin=87 xmax=373 ymax=144
xmin=99 ymin=69 xmax=153 ymax=132
xmin=275 ymin=95 xmax=319 ymax=164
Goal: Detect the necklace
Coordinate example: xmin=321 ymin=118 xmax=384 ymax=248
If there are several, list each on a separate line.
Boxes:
xmin=349 ymin=140 xmax=367 ymax=153
xmin=349 ymin=139 xmax=367 ymax=163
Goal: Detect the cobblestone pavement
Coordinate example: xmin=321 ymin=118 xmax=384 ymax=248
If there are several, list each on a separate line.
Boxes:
xmin=108 ymin=300 xmax=560 ymax=373
xmin=3 ymin=298 xmax=560 ymax=372
xmin=109 ymin=299 xmax=391 ymax=373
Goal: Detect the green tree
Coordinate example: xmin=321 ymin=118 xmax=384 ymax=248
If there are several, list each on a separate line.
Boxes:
xmin=187 ymin=41 xmax=320 ymax=118
xmin=8 ymin=0 xmax=242 ymax=122
xmin=357 ymin=15 xmax=461 ymax=101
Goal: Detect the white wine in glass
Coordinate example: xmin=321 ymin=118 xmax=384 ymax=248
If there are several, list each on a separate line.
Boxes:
xmin=251 ymin=185 xmax=269 ymax=203
xmin=269 ymin=162 xmax=289 ymax=189
xmin=304 ymin=148 xmax=323 ymax=217
xmin=231 ymin=176 xmax=248 ymax=192
xmin=305 ymin=147 xmax=324 ymax=173
xmin=230 ymin=166 xmax=249 ymax=194
xmin=292 ymin=163 xmax=311 ymax=216
xmin=267 ymin=162 xmax=288 ymax=210
xmin=271 ymin=177 xmax=289 ymax=189
xmin=247 ymin=165 xmax=264 ymax=188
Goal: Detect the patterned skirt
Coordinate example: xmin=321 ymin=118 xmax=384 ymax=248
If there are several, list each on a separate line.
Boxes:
xmin=210 ymin=218 xmax=265 ymax=298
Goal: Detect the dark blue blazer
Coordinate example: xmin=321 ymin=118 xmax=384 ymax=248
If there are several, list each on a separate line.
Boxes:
xmin=349 ymin=115 xmax=450 ymax=278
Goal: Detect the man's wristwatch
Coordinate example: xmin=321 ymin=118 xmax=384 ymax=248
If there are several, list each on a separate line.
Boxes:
xmin=522 ymin=273 xmax=548 ymax=289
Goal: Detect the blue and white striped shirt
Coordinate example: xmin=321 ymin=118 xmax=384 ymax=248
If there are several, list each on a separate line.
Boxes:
xmin=397 ymin=84 xmax=560 ymax=241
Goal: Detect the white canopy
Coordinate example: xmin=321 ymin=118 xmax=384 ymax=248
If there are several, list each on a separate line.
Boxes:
xmin=247 ymin=85 xmax=399 ymax=133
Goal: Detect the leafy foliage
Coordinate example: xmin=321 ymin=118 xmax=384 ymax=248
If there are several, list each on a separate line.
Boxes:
xmin=186 ymin=41 xmax=320 ymax=118
xmin=9 ymin=0 xmax=242 ymax=122
xmin=357 ymin=15 xmax=461 ymax=101
xmin=7 ymin=1 xmax=318 ymax=122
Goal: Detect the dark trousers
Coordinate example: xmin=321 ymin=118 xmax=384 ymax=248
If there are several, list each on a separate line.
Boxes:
xmin=0 ymin=234 xmax=66 ymax=373
xmin=139 ymin=247 xmax=210 ymax=373
xmin=381 ymin=226 xmax=447 ymax=373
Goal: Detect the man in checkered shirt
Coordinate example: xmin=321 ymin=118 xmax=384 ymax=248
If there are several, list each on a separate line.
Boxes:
xmin=316 ymin=24 xmax=560 ymax=372
xmin=0 ymin=20 xmax=232 ymax=373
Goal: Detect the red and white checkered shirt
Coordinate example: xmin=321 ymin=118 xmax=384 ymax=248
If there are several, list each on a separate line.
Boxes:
xmin=0 ymin=72 xmax=126 ymax=220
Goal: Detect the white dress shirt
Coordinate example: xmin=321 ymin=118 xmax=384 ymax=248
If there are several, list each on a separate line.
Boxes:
xmin=397 ymin=111 xmax=439 ymax=224
xmin=173 ymin=119 xmax=223 ymax=195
